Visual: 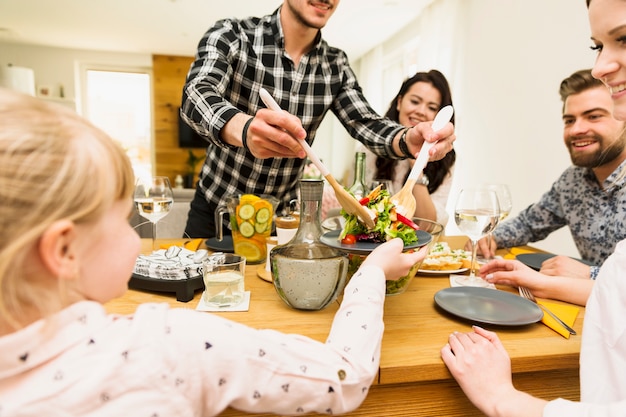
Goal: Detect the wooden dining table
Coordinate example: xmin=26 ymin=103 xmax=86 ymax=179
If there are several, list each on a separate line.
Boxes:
xmin=105 ymin=236 xmax=583 ymax=416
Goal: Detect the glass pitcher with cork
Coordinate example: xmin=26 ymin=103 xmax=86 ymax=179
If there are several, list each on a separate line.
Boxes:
xmin=270 ymin=179 xmax=348 ymax=310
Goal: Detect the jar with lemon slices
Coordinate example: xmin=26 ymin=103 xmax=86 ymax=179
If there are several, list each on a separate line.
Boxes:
xmin=214 ymin=194 xmax=279 ymax=264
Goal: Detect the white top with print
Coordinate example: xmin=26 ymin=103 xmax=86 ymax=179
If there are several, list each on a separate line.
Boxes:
xmin=0 ymin=266 xmax=386 ymax=416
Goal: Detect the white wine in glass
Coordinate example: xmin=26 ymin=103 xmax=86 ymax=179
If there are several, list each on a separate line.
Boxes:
xmin=454 ymin=188 xmax=500 ymax=287
xmin=134 ymin=176 xmax=174 ymax=249
xmin=480 ymin=183 xmax=512 ymax=259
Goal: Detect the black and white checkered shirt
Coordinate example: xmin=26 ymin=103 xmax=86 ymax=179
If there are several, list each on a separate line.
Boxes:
xmin=181 ymin=6 xmax=404 ymax=234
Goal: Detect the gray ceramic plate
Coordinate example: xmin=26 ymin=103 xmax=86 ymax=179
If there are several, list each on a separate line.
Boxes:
xmin=320 ymin=230 xmax=431 ymax=255
xmin=434 ymin=286 xmax=543 ymax=326
xmin=516 ymin=253 xmax=594 ymax=271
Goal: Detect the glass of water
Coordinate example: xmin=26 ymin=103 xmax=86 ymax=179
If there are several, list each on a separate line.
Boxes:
xmin=202 ymin=253 xmax=246 ymax=307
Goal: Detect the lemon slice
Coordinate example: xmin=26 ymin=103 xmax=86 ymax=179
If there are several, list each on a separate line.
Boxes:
xmin=235 ymin=241 xmax=262 ymax=261
xmin=240 ymin=194 xmax=260 ymax=204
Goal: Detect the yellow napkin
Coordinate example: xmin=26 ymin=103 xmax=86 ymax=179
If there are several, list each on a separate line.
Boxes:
xmin=159 ymin=238 xmax=204 ymax=251
xmin=537 ymin=299 xmax=579 ymax=339
xmin=502 ymin=248 xmax=579 ymax=338
xmin=504 ymin=247 xmax=535 ymax=260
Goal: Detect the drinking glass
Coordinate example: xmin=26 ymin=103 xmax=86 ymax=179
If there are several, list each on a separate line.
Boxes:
xmin=133 ymin=176 xmax=174 ymax=249
xmin=368 ymin=179 xmax=394 ymax=195
xmin=202 ymin=253 xmax=246 ymax=307
xmin=479 ymin=183 xmax=512 ymax=259
xmin=454 ymin=188 xmax=500 ymax=287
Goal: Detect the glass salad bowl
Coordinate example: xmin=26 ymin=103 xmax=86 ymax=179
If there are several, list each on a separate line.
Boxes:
xmin=343 ymin=217 xmax=444 ymax=296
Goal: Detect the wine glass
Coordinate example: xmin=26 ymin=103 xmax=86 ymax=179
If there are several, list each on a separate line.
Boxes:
xmin=478 ymin=183 xmax=512 ymax=260
xmin=134 ymin=176 xmax=174 ymax=250
xmin=368 ymin=179 xmax=394 ymax=195
xmin=454 ymin=188 xmax=500 ymax=287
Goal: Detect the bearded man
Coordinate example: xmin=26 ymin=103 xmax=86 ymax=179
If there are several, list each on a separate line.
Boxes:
xmin=476 ymin=69 xmax=626 ymax=280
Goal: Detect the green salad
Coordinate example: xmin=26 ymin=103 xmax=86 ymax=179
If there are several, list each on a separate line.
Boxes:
xmin=339 ymin=186 xmax=419 ymax=246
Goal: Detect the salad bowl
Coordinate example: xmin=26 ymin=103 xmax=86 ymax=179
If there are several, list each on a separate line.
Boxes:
xmin=339 ymin=217 xmax=444 ymax=296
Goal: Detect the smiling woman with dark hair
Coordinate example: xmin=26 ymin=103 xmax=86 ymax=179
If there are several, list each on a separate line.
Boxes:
xmin=359 ymin=69 xmax=456 ymax=225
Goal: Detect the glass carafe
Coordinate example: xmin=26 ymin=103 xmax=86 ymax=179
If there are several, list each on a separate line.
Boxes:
xmin=270 ymin=179 xmax=348 ymax=310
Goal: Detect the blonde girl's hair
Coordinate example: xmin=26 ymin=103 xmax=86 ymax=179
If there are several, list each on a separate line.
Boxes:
xmin=0 ymin=87 xmax=135 ymax=329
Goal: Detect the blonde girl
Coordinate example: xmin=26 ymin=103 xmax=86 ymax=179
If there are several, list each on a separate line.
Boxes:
xmin=0 ymin=87 xmax=425 ymax=416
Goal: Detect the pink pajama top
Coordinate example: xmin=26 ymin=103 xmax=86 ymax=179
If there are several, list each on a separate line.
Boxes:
xmin=0 ymin=265 xmax=386 ymax=416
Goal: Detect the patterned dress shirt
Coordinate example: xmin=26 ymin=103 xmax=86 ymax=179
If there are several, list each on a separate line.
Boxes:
xmin=493 ymin=160 xmax=626 ymax=279
xmin=181 ymin=7 xmax=404 ymax=229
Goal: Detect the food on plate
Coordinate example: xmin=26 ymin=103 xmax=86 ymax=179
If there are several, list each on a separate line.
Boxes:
xmin=339 ymin=185 xmax=419 ymax=246
xmin=421 ymin=242 xmax=472 ymax=271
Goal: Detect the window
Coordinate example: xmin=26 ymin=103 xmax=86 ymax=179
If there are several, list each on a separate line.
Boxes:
xmin=79 ymin=66 xmax=152 ymax=178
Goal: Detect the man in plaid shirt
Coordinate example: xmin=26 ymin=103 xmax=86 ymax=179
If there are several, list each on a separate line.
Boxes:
xmin=181 ymin=0 xmax=456 ymax=238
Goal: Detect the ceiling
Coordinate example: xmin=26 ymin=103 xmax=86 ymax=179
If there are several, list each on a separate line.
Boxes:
xmin=0 ymin=0 xmax=431 ymax=60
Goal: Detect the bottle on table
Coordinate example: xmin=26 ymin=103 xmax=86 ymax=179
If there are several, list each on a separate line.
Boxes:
xmin=348 ymin=151 xmax=367 ymax=199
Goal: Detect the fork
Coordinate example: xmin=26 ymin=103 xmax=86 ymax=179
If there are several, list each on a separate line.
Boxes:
xmin=518 ymin=287 xmax=577 ymax=335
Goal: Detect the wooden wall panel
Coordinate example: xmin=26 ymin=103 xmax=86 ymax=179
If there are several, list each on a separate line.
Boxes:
xmin=151 ymin=54 xmax=204 ymax=186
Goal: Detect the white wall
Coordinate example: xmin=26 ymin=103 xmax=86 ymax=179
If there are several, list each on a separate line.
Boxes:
xmin=449 ymin=0 xmax=591 ymax=257
xmin=317 ymin=0 xmax=593 ymax=257
xmin=0 ymin=42 xmax=152 ymax=110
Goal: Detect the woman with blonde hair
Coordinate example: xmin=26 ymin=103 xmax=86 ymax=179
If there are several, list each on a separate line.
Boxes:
xmin=0 ymin=88 xmax=425 ymax=415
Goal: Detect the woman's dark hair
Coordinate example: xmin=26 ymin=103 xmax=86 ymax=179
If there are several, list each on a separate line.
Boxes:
xmin=375 ymin=69 xmax=456 ymax=194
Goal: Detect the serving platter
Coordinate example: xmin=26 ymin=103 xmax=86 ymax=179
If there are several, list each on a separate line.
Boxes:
xmin=434 ymin=286 xmax=543 ymax=326
xmin=320 ymin=230 xmax=431 ymax=255
xmin=128 ymin=273 xmax=204 ymax=303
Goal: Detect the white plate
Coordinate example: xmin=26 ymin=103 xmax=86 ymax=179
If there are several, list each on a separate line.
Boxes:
xmin=418 ymin=267 xmax=469 ymax=275
xmin=434 ymin=286 xmax=543 ymax=326
xmin=321 ymin=215 xmax=345 ymax=231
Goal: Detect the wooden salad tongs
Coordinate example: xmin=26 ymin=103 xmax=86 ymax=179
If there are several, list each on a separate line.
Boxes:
xmin=390 ymin=105 xmax=454 ymax=217
xmin=259 ymin=88 xmax=375 ymax=229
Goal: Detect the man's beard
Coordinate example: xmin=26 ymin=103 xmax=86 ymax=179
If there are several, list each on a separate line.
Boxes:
xmin=286 ymin=0 xmax=331 ymax=30
xmin=568 ymin=134 xmax=626 ymax=168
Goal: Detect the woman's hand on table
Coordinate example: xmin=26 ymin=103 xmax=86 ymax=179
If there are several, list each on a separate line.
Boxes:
xmin=480 ymin=258 xmax=593 ymax=306
xmin=441 ymin=326 xmax=547 ymax=417
xmin=478 ymin=259 xmax=549 ymax=294
xmin=362 ymin=238 xmax=427 ymax=281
